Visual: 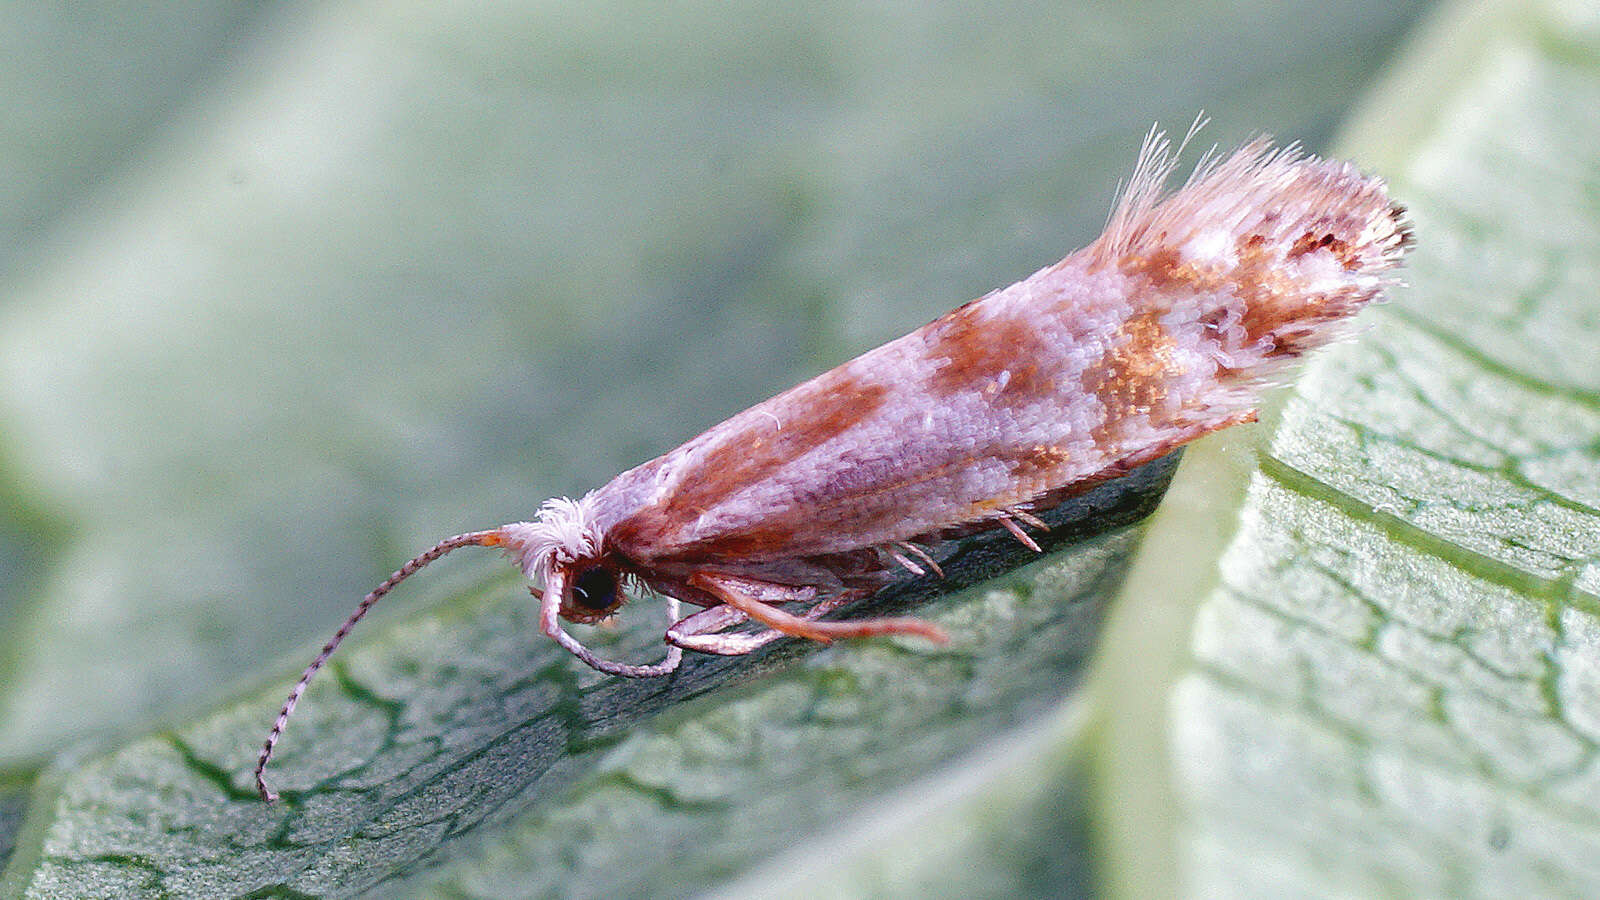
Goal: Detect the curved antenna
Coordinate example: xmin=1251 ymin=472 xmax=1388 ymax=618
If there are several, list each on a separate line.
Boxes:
xmin=254 ymin=529 xmax=503 ymax=802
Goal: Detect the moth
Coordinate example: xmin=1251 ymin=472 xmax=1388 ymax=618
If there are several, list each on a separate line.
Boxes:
xmin=255 ymin=127 xmax=1411 ymax=800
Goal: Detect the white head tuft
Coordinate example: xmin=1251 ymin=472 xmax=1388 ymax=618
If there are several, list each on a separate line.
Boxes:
xmin=498 ymin=495 xmax=603 ymax=579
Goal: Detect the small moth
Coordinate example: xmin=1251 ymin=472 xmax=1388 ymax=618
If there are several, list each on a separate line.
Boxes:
xmin=255 ymin=126 xmax=1411 ymax=800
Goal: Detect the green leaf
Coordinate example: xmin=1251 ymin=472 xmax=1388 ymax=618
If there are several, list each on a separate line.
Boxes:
xmin=0 ymin=0 xmax=1441 ymax=897
xmin=1099 ymin=0 xmax=1600 ymax=897
xmin=5 ymin=469 xmax=1169 ymax=899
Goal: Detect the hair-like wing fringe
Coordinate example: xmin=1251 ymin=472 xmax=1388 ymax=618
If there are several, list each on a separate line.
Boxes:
xmin=1092 ymin=126 xmax=1409 ymax=277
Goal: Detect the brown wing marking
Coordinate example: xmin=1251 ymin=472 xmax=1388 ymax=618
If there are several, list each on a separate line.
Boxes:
xmin=607 ymin=371 xmax=889 ymax=557
xmin=1081 ymin=308 xmax=1184 ymax=448
xmin=925 ymin=292 xmax=1059 ymax=409
xmin=634 ymin=435 xmax=1082 ymax=565
xmin=618 ymin=296 xmax=1095 ymax=563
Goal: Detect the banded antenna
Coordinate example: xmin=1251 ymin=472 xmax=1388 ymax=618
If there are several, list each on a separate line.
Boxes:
xmin=254 ymin=529 xmax=503 ymax=802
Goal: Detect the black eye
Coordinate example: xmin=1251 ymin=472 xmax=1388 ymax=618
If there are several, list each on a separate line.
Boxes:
xmin=571 ymin=566 xmax=619 ymax=612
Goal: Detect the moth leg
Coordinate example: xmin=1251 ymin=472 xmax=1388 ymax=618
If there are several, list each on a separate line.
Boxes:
xmin=665 ymin=604 xmax=766 ymax=655
xmin=536 ymin=581 xmax=684 ymax=678
xmin=1008 ymin=508 xmax=1049 ymax=531
xmin=665 ymin=593 xmax=858 ymax=656
xmin=888 ymin=548 xmax=925 ymax=576
xmin=894 ymin=541 xmax=943 ymax=577
xmin=687 ymin=572 xmax=948 ymax=645
xmin=995 ymin=511 xmax=1043 ymax=552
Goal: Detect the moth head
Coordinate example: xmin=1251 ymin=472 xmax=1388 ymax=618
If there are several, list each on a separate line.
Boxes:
xmin=495 ymin=496 xmax=629 ymax=623
xmin=547 ymin=558 xmax=625 ymax=623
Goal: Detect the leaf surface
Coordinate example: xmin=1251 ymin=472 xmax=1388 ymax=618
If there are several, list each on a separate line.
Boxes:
xmin=0 ymin=1 xmax=1440 ymax=896
xmin=1099 ymin=2 xmax=1600 ymax=896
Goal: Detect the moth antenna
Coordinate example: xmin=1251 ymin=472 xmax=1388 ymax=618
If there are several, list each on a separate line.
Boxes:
xmin=254 ymin=528 xmax=503 ymax=802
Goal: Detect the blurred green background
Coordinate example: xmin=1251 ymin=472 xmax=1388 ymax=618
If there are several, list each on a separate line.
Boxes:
xmin=0 ymin=0 xmax=1427 ymax=768
xmin=4 ymin=1 xmax=1597 ymax=898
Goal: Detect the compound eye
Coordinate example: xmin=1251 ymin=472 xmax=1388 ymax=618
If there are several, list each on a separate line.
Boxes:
xmin=562 ymin=565 xmax=624 ymax=622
